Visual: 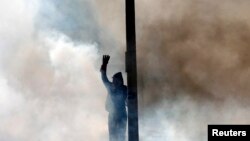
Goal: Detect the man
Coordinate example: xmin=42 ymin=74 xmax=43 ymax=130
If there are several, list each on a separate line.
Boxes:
xmin=100 ymin=55 xmax=127 ymax=141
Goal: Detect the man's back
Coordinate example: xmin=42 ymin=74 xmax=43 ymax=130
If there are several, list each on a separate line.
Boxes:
xmin=105 ymin=84 xmax=127 ymax=117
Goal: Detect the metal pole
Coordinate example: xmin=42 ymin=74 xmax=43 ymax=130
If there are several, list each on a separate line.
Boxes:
xmin=125 ymin=0 xmax=139 ymax=141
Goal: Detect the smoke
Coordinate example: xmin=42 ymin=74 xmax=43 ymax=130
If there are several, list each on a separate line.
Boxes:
xmin=0 ymin=0 xmax=108 ymax=141
xmin=137 ymin=0 xmax=250 ymax=106
xmin=136 ymin=0 xmax=250 ymax=140
xmin=1 ymin=0 xmax=250 ymax=141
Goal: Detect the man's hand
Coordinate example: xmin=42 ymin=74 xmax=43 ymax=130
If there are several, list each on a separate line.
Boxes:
xmin=101 ymin=55 xmax=110 ymax=71
xmin=102 ymin=55 xmax=110 ymax=65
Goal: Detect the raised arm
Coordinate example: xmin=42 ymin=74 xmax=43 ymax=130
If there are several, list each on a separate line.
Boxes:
xmin=100 ymin=55 xmax=112 ymax=88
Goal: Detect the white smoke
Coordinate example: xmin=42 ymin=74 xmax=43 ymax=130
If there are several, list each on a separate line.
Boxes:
xmin=0 ymin=0 xmax=109 ymax=141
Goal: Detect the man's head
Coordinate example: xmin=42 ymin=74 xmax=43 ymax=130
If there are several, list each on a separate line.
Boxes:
xmin=112 ymin=72 xmax=123 ymax=87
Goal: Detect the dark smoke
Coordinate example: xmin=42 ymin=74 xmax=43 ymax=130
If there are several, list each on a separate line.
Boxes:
xmin=137 ymin=0 xmax=250 ymax=105
xmin=134 ymin=0 xmax=250 ymax=140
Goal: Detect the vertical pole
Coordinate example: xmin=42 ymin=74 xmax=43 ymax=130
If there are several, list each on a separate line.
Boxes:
xmin=125 ymin=0 xmax=139 ymax=141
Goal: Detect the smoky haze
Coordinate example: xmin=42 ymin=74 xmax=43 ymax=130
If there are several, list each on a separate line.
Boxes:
xmin=137 ymin=0 xmax=250 ymax=104
xmin=1 ymin=0 xmax=250 ymax=141
xmin=0 ymin=0 xmax=108 ymax=141
xmin=136 ymin=0 xmax=250 ymax=140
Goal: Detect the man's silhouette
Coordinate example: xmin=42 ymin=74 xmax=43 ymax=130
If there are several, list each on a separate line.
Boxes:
xmin=100 ymin=55 xmax=127 ymax=141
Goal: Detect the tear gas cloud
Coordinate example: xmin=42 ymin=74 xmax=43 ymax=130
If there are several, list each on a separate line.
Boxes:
xmin=1 ymin=0 xmax=250 ymax=141
xmin=0 ymin=0 xmax=107 ymax=141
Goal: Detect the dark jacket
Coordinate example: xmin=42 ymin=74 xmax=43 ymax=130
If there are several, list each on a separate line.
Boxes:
xmin=100 ymin=65 xmax=127 ymax=117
